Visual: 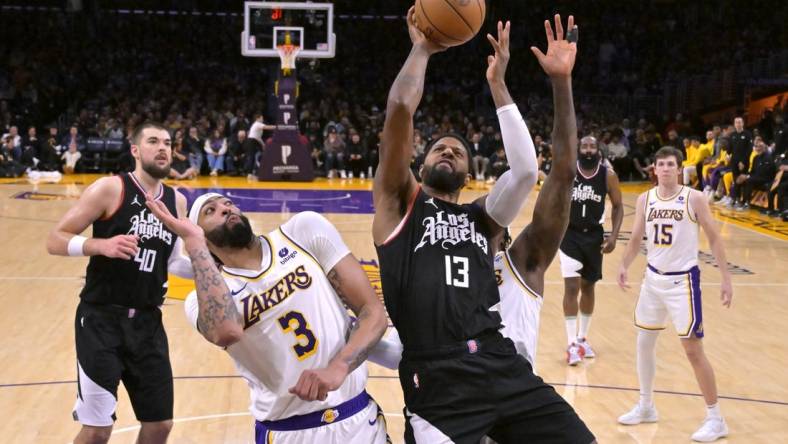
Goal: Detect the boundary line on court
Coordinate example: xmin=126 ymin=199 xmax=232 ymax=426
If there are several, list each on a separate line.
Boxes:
xmin=6 ymin=375 xmax=786 ymax=407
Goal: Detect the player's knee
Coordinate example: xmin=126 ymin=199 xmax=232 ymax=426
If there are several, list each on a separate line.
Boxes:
xmin=77 ymin=425 xmax=113 ymax=444
xmin=564 ymin=279 xmax=581 ymax=297
xmin=682 ymin=340 xmax=705 ymax=362
xmin=141 ymin=420 xmax=173 ymax=439
xmin=580 ymin=280 xmax=595 ymax=297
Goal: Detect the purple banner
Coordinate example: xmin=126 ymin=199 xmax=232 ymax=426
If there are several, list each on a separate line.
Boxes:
xmin=180 ymin=187 xmax=373 ymax=214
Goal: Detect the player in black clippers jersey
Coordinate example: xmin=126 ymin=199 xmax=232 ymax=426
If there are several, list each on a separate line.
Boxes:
xmin=560 ymin=136 xmax=623 ymax=365
xmin=374 ymin=10 xmax=594 ymax=444
xmin=47 ymin=122 xmax=187 ymax=444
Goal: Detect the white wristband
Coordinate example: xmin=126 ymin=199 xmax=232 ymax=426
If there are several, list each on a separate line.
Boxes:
xmin=67 ymin=235 xmax=88 ymax=257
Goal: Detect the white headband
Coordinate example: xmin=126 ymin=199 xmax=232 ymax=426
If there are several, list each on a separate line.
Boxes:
xmin=188 ymin=193 xmax=224 ymax=225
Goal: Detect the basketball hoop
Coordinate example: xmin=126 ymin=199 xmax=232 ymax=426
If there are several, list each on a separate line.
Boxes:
xmin=277 ymin=44 xmax=300 ymax=76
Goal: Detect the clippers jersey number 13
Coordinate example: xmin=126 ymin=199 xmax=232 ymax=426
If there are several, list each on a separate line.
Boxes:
xmin=445 ymin=255 xmax=470 ymax=288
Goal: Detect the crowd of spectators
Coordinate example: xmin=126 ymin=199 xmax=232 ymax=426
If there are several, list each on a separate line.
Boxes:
xmin=0 ymin=2 xmax=786 ymax=218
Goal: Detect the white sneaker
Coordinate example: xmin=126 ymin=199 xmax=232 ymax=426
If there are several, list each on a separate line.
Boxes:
xmin=566 ymin=343 xmax=584 ymax=366
xmin=340 ymin=170 xmax=347 ymax=179
xmin=577 ymin=338 xmax=595 ymax=358
xmin=327 ymin=170 xmax=335 ymax=179
xmin=618 ymin=404 xmax=659 ymax=425
xmin=360 ymin=172 xmax=366 ymax=179
xmin=691 ymin=417 xmax=728 ymax=442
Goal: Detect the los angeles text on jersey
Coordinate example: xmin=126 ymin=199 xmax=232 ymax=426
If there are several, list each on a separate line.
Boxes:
xmin=572 ymin=184 xmax=603 ymax=203
xmin=240 ymin=265 xmax=313 ymax=329
xmin=414 ymin=210 xmax=488 ymax=254
xmin=646 ymin=208 xmax=685 ymax=222
xmin=127 ymin=208 xmax=174 ymax=245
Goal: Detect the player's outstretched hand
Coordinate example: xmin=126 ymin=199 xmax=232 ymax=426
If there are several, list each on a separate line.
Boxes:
xmin=485 ymin=20 xmax=511 ymax=84
xmin=530 ymin=14 xmax=577 ymax=79
xmin=407 ymin=6 xmax=447 ymax=55
xmin=720 ymin=279 xmax=733 ymax=308
xmin=144 ymin=193 xmax=204 ymax=243
xmin=289 ymin=363 xmax=348 ymax=402
xmin=617 ymin=266 xmax=630 ymax=290
xmin=97 ymin=234 xmax=140 ymax=260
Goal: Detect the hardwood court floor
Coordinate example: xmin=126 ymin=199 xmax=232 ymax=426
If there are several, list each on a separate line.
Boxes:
xmin=0 ymin=174 xmax=786 ymax=443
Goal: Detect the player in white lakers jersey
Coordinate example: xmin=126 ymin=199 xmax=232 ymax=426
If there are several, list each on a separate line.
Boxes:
xmin=617 ymin=147 xmax=733 ymax=442
xmin=145 ymin=193 xmax=389 ymax=444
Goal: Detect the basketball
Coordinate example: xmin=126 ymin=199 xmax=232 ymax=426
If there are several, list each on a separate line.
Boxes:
xmin=414 ymin=0 xmax=486 ymax=47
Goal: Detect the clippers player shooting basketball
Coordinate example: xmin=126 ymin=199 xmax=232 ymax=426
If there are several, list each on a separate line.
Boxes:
xmin=370 ymin=12 xmax=583 ymax=374
xmin=559 ymin=136 xmax=623 ymax=365
xmin=374 ymin=9 xmax=594 ymax=443
xmin=46 ymin=122 xmax=189 ymax=444
xmin=617 ymin=146 xmax=733 ymax=442
xmin=146 ymin=193 xmax=389 ymax=444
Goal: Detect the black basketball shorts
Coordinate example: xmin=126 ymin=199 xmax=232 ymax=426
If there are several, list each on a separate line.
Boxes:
xmin=73 ymin=301 xmax=173 ymax=426
xmin=399 ymin=334 xmax=595 ymax=443
xmin=559 ymin=226 xmax=605 ymax=283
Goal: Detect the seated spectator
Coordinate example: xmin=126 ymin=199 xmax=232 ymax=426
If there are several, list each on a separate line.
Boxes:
xmin=105 ymin=119 xmax=124 ymax=140
xmin=1 ymin=135 xmax=25 ymax=177
xmin=413 ymin=132 xmax=426 ymax=157
xmin=607 ymin=131 xmax=630 ymax=180
xmin=1 ymin=126 xmax=22 ymax=161
xmin=226 ymin=130 xmax=247 ymax=176
xmin=184 ymin=126 xmax=204 ymax=176
xmin=720 ymin=144 xmax=760 ymax=207
xmin=61 ymin=141 xmax=82 ymax=174
xmin=169 ymin=136 xmax=196 ymax=180
xmin=470 ymin=131 xmax=489 ymax=181
xmin=204 ymin=128 xmax=227 ymax=176
xmin=537 ymin=139 xmax=552 ymax=184
xmin=33 ymin=127 xmax=59 ymax=171
xmin=323 ymin=126 xmax=346 ymax=179
xmin=735 ymin=136 xmax=774 ymax=211
xmin=347 ymin=129 xmax=367 ymax=179
xmin=705 ymin=140 xmax=732 ymax=203
xmin=309 ymin=133 xmax=326 ymax=177
xmin=683 ymin=135 xmax=712 ymax=187
xmin=60 ymin=126 xmax=84 ymax=153
xmin=489 ymin=145 xmax=509 ymax=181
xmin=763 ymin=151 xmax=787 ymax=218
xmin=629 ymin=129 xmax=651 ymax=180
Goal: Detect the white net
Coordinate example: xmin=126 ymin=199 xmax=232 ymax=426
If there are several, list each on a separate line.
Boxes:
xmin=277 ymin=44 xmax=300 ymax=74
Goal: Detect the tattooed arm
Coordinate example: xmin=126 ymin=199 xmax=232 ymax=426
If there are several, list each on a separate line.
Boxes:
xmin=282 ymin=212 xmax=386 ymax=401
xmin=326 ymin=256 xmax=388 ymax=372
xmin=186 ymin=240 xmax=244 ymax=347
xmin=288 ymin=253 xmax=387 ymax=401
xmin=144 ymin=193 xmax=243 ymax=347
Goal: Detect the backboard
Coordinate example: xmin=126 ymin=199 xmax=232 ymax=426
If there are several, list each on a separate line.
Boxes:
xmin=242 ymin=2 xmax=335 ymax=59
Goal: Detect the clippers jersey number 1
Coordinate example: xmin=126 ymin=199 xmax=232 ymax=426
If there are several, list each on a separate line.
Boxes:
xmin=277 ymin=311 xmax=319 ymax=360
